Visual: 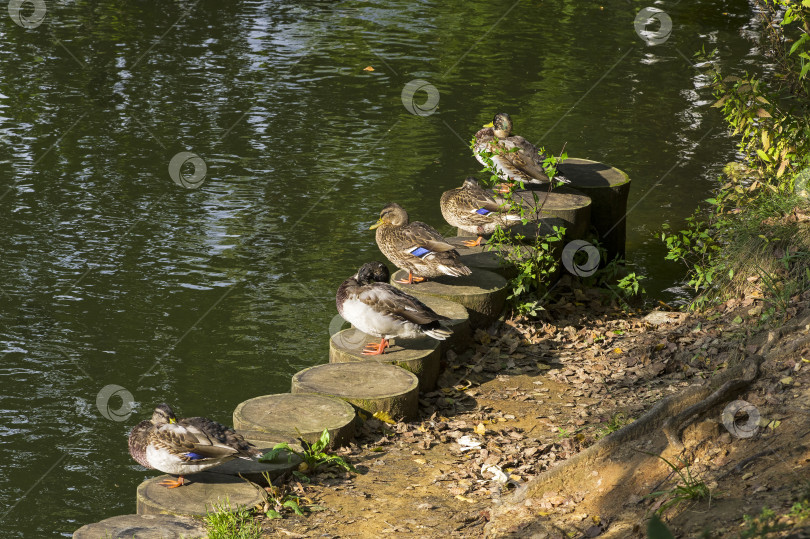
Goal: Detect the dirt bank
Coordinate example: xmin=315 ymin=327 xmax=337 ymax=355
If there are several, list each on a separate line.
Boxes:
xmin=260 ymin=276 xmax=810 ymax=538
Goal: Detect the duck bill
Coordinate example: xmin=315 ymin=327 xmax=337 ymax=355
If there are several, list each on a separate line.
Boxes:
xmin=369 ymin=220 xmax=383 ymax=230
xmin=483 ymin=121 xmax=493 ymax=127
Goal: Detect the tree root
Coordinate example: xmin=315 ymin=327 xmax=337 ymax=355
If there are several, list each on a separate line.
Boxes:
xmin=662 ymin=366 xmax=758 ymax=451
xmin=503 ymin=355 xmax=763 ymax=506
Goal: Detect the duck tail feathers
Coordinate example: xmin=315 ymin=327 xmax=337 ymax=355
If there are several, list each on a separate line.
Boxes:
xmin=440 ymin=264 xmax=472 ymax=277
xmin=422 ymin=326 xmax=452 ymax=340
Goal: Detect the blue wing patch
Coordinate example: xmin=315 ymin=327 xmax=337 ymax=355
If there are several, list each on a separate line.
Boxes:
xmin=475 ymin=208 xmax=492 ymax=215
xmin=185 ymin=452 xmax=205 ymax=460
xmin=409 ymin=246 xmax=432 ymax=258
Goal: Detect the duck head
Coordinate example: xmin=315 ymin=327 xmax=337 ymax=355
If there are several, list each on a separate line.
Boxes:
xmin=462 ymin=177 xmax=480 ymax=189
xmin=492 ymin=112 xmax=512 ymax=139
xmin=151 ymin=403 xmax=178 ymax=425
xmin=370 ymin=203 xmax=409 ymax=229
xmin=355 ymin=261 xmax=390 ymax=285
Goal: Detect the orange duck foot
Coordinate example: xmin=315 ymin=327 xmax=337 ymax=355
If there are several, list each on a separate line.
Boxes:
xmin=362 ymin=338 xmax=389 ymax=355
xmin=394 ymin=272 xmax=426 ymax=284
xmin=159 ymin=476 xmax=186 ymax=489
xmin=494 ymin=183 xmax=514 ymax=194
xmin=462 ymin=236 xmax=484 ymax=247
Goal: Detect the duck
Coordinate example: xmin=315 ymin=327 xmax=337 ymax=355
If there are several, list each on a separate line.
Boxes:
xmin=370 ymin=203 xmax=472 ymax=284
xmin=472 ymin=112 xmax=569 ymax=191
xmin=336 ymin=262 xmax=452 ymax=355
xmin=440 ymin=177 xmax=524 ymax=247
xmin=128 ymin=403 xmax=262 ymax=488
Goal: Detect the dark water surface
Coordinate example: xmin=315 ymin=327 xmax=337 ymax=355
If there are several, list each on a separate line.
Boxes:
xmin=0 ymin=0 xmax=757 ymax=535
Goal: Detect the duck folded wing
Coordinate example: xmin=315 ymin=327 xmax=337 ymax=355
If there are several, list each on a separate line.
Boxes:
xmin=184 ymin=417 xmax=259 ymax=457
xmin=407 ymin=222 xmax=455 ymax=252
xmin=497 ymin=138 xmax=549 ymax=181
xmin=359 ymin=286 xmax=449 ymax=325
xmin=154 ymin=422 xmax=240 ymax=461
xmin=466 ymin=191 xmax=507 ymax=214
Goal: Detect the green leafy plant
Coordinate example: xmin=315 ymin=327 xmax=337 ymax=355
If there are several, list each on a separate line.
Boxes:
xmin=259 ymin=428 xmax=357 ymax=474
xmin=739 ymin=507 xmax=789 ymax=538
xmin=645 ymin=455 xmax=711 ymax=515
xmin=470 ymin=136 xmax=568 ymax=316
xmin=595 ymin=412 xmax=631 ymax=439
xmin=205 ymin=497 xmax=263 ymax=539
xmin=262 ymin=481 xmax=306 ymax=520
xmin=660 ymin=5 xmax=810 ymax=311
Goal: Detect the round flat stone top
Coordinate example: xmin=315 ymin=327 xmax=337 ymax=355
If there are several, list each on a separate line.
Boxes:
xmin=391 ymin=268 xmax=507 ymax=296
xmin=409 ymin=293 xmax=469 ymax=322
xmin=73 ymin=514 xmax=207 ymax=539
xmin=557 ymin=157 xmax=630 ymax=188
xmin=233 ymin=393 xmax=356 ymax=435
xmin=512 ymin=186 xmax=591 ymax=211
xmin=331 ymin=328 xmax=439 ymax=358
xmin=292 ymin=362 xmax=418 ymax=399
xmin=136 ymin=472 xmax=263 ymax=517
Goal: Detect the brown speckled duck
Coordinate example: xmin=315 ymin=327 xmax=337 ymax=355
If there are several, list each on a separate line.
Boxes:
xmin=472 ymin=112 xmax=569 ymax=191
xmin=128 ymin=403 xmax=262 ymax=488
xmin=336 ymin=262 xmax=451 ymax=355
xmin=370 ymin=203 xmax=471 ymax=284
xmin=440 ymin=177 xmax=523 ymax=246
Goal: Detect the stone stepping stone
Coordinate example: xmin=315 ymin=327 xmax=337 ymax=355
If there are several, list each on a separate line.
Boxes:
xmin=206 ymin=439 xmax=301 ymax=484
xmin=136 ymin=472 xmax=264 ymax=517
xmin=73 ymin=513 xmax=206 ymax=538
xmin=512 ymin=186 xmax=592 ymax=241
xmin=291 ymin=362 xmax=419 ymax=421
xmin=233 ymin=393 xmax=356 ymax=447
xmin=408 ymin=293 xmax=471 ymax=354
xmin=329 ymin=329 xmax=440 ymax=391
xmin=558 ymin=157 xmax=631 ymax=261
xmin=390 ymin=268 xmax=508 ymax=328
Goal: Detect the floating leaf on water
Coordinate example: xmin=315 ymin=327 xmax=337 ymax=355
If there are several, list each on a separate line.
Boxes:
xmin=363 ymin=66 xmax=375 ymax=71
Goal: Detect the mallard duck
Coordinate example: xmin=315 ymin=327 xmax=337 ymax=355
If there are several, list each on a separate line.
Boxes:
xmin=440 ymin=177 xmax=523 ymax=246
xmin=128 ymin=403 xmax=262 ymax=488
xmin=472 ymin=112 xmax=569 ymax=191
xmin=336 ymin=262 xmax=452 ymax=355
xmin=370 ymin=203 xmax=472 ymax=284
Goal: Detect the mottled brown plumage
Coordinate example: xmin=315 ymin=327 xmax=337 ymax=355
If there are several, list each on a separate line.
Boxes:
xmin=370 ymin=203 xmax=471 ymax=284
xmin=440 ymin=177 xmax=523 ymax=241
xmin=472 ymin=113 xmax=568 ymax=187
xmin=128 ymin=403 xmax=261 ymax=487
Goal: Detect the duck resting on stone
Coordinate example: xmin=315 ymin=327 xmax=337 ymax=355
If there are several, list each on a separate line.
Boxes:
xmin=336 ymin=261 xmax=452 ymax=355
xmin=370 ymin=202 xmax=472 ymax=284
xmin=128 ymin=403 xmax=262 ymax=488
xmin=440 ymin=176 xmax=523 ymax=247
xmin=472 ymin=112 xmax=569 ymax=192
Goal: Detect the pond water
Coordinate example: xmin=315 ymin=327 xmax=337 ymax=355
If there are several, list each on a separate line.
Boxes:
xmin=0 ymin=0 xmax=758 ymax=535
